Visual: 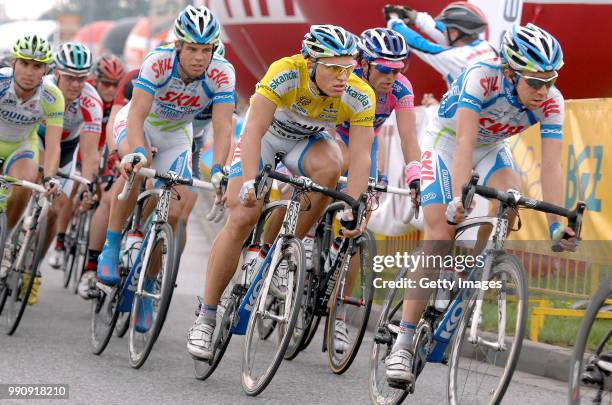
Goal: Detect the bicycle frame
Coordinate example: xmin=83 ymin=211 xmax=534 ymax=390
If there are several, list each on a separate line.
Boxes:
xmin=231 ymin=188 xmax=302 ymax=335
xmin=11 ymin=192 xmax=50 ymax=273
xmin=424 ymin=210 xmax=511 ymax=363
xmin=117 ymin=183 xmax=171 ymax=312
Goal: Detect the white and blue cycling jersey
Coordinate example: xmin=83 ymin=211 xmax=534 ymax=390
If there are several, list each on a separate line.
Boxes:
xmin=420 ymin=57 xmax=564 ymax=207
xmin=388 ymin=18 xmax=497 ymax=87
xmin=432 ymin=58 xmax=564 ymax=144
xmin=133 ymin=43 xmax=236 ymax=131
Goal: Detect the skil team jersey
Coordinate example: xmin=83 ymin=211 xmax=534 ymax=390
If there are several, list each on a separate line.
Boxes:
xmin=0 ymin=67 xmax=64 ymax=143
xmin=336 ymin=67 xmax=414 ymax=137
xmin=40 ymin=75 xmax=103 ymax=143
xmin=255 ymin=54 xmax=376 ymax=140
xmin=389 ymin=19 xmax=498 ymax=87
xmin=431 ymin=58 xmax=564 ymax=145
xmin=134 ymin=44 xmax=236 ymax=132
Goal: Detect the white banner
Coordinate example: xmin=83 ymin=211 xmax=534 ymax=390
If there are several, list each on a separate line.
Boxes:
xmin=470 ymin=0 xmax=524 ymax=50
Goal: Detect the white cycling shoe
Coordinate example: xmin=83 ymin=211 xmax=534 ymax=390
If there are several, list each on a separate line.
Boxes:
xmin=334 ymin=319 xmax=352 ymax=353
xmin=187 ymin=322 xmax=215 ymax=360
xmin=48 ymin=248 xmax=65 ymax=269
xmin=385 ymin=348 xmax=416 ymax=386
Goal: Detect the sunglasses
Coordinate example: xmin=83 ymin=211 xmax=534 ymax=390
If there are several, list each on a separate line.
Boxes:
xmin=514 ymin=71 xmax=558 ymax=90
xmin=371 ymin=62 xmax=401 ymax=75
xmin=59 ymin=73 xmax=88 ymax=84
xmin=316 ymin=61 xmax=355 ymax=77
xmin=99 ymin=80 xmax=119 ymax=88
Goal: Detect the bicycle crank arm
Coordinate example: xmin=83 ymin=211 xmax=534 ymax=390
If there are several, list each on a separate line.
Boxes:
xmin=596 ymin=359 xmax=612 ymax=373
xmin=261 ymin=310 xmax=286 ymax=324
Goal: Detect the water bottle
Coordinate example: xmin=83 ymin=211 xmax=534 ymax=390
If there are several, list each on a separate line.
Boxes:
xmin=245 ymin=243 xmax=270 ymax=283
xmin=324 ymin=237 xmax=342 ymax=273
xmin=434 ymin=269 xmax=456 ymax=312
xmin=124 ymin=230 xmax=143 ymax=268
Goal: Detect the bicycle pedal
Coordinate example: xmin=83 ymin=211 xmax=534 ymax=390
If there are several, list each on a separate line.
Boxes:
xmin=232 ymin=284 xmax=248 ymax=295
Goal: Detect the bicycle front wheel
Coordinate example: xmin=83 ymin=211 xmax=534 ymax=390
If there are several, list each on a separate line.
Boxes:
xmin=326 ymin=232 xmax=375 ymax=374
xmin=568 ymin=274 xmax=612 ymax=404
xmin=241 ymin=236 xmax=305 ymax=396
xmin=128 ymin=222 xmax=175 ymax=369
xmin=72 ymin=211 xmax=90 ymax=294
xmin=0 ymin=213 xmax=9 ymax=315
xmin=6 ymin=214 xmax=47 ymax=335
xmin=447 ymin=251 xmax=528 ymax=405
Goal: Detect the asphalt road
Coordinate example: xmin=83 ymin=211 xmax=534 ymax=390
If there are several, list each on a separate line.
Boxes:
xmin=0 ymin=195 xmax=572 ymax=405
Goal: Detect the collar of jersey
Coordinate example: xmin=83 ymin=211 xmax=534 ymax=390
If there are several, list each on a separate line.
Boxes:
xmin=501 ymin=75 xmax=524 ymax=109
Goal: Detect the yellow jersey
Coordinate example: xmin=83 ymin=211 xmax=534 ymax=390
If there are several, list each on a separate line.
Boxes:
xmin=255 ymin=54 xmax=375 ymax=139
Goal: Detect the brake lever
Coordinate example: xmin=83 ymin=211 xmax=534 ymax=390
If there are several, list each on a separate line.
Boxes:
xmin=552 ymin=201 xmax=586 ymax=252
xmin=462 ymin=172 xmax=480 ymax=214
xmin=254 ymin=164 xmax=271 ymax=200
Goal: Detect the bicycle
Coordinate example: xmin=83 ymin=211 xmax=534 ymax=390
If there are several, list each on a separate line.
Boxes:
xmin=90 ymin=165 xmax=213 ymax=369
xmin=292 ymin=175 xmax=415 ymax=375
xmin=192 ymin=164 xmax=367 ymax=396
xmin=568 ymin=274 xmax=612 ymax=404
xmin=0 ymin=174 xmax=52 ymax=335
xmin=56 ymin=171 xmax=96 ymax=293
xmin=369 ymin=172 xmax=585 ymax=405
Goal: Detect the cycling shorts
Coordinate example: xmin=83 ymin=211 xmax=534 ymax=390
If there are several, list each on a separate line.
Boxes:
xmin=0 ymin=127 xmax=39 ymax=175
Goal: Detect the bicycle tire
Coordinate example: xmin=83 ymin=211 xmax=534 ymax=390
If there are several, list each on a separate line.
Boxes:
xmin=241 ymin=236 xmax=305 ymax=396
xmin=326 ymin=232 xmax=375 ymax=374
xmin=128 ymin=222 xmax=175 ymax=369
xmin=368 ymin=266 xmax=411 ymax=405
xmin=568 ymin=274 xmax=612 ymax=404
xmin=90 ymin=281 xmax=121 ymax=355
xmin=72 ymin=211 xmax=90 ymax=294
xmin=284 ymin=268 xmax=315 ymax=360
xmin=6 ymin=213 xmax=47 ymax=335
xmin=447 ymin=251 xmax=528 ymax=405
xmin=194 ymin=293 xmax=238 ymax=380
xmin=0 ymin=213 xmax=9 ymax=315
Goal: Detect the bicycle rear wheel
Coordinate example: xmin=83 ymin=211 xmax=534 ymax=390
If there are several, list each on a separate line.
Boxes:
xmin=568 ymin=274 xmax=612 ymax=404
xmin=447 ymin=251 xmax=528 ymax=405
xmin=326 ymin=232 xmax=375 ymax=374
xmin=368 ymin=266 xmax=410 ymax=405
xmin=241 ymin=237 xmax=305 ymax=396
xmin=6 ymin=214 xmax=47 ymax=335
xmin=90 ymin=282 xmax=121 ymax=355
xmin=0 ymin=213 xmax=9 ymax=315
xmin=128 ymin=222 xmax=175 ymax=369
xmin=72 ymin=211 xmax=90 ymax=294
xmin=194 ymin=290 xmax=237 ymax=380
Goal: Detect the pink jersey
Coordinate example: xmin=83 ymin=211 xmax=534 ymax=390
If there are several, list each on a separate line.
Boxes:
xmin=336 ymin=68 xmax=414 ymax=137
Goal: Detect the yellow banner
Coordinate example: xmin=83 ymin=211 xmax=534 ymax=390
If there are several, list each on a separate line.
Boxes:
xmin=508 ymin=98 xmax=611 ymax=242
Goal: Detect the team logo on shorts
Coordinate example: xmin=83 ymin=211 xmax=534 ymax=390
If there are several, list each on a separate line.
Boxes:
xmin=420 ymin=150 xmax=437 ymax=190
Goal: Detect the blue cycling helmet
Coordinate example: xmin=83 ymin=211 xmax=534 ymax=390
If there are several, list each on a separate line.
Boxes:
xmin=54 ymin=42 xmax=92 ymax=75
xmin=358 ymin=28 xmax=409 ymax=62
xmin=501 ymin=23 xmax=563 ymax=72
xmin=174 ymin=5 xmax=220 ymax=44
xmin=214 ymin=41 xmax=225 ymax=58
xmin=301 ymin=25 xmax=357 ymax=59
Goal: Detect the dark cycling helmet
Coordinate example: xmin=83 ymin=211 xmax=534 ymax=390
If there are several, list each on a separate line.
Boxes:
xmin=437 ymin=2 xmax=488 ymax=36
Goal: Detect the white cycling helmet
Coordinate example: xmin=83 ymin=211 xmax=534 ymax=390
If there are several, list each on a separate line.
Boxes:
xmin=301 ymin=25 xmax=357 ymax=59
xmin=501 ymin=23 xmax=563 ymax=72
xmin=174 ymin=5 xmax=220 ymax=44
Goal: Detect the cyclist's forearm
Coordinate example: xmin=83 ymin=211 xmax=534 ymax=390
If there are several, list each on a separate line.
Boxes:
xmin=396 ymin=109 xmax=420 ymax=163
xmin=241 ymin=130 xmax=263 ymax=182
xmin=211 ymin=108 xmax=233 ymax=167
xmin=540 ymin=159 xmax=563 ymax=225
xmin=43 ymin=125 xmax=62 ymax=178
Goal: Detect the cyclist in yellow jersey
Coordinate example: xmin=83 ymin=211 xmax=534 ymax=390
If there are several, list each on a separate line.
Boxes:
xmin=0 ymin=35 xmax=64 ymax=302
xmin=187 ymin=24 xmax=376 ymax=360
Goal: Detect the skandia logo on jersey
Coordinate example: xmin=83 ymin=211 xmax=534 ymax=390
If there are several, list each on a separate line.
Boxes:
xmin=345 ymin=85 xmax=371 ymax=108
xmin=269 ymin=71 xmax=298 ymax=91
xmin=0 ymin=110 xmax=37 ymax=125
xmin=152 ymin=57 xmax=172 ymax=79
xmin=207 ymin=68 xmax=230 ymax=87
xmin=159 ymin=91 xmax=202 ymax=108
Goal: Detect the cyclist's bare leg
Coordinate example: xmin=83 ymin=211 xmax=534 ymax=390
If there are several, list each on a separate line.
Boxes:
xmin=294 ymin=138 xmax=343 ymax=238
xmin=89 ymin=184 xmax=113 ymax=253
xmin=106 ymin=143 xmax=152 ymax=233
xmin=203 ymin=175 xmax=262 ymax=307
xmin=401 ymin=204 xmax=454 ymax=325
xmin=6 ymin=157 xmax=37 ymax=228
